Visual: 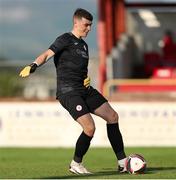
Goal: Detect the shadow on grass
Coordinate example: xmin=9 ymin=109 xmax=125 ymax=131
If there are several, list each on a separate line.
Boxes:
xmin=42 ymin=167 xmax=176 ymax=179
xmin=146 ymin=167 xmax=176 ymax=174
xmin=42 ymin=170 xmax=120 ymax=179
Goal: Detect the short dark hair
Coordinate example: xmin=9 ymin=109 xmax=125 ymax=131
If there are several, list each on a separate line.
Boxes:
xmin=73 ymin=8 xmax=93 ymax=21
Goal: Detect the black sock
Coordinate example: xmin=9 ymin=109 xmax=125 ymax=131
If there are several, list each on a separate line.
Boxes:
xmin=73 ymin=131 xmax=93 ymax=163
xmin=107 ymin=123 xmax=126 ymax=160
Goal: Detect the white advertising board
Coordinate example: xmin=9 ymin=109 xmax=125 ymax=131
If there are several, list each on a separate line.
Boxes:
xmin=0 ymin=102 xmax=176 ymax=147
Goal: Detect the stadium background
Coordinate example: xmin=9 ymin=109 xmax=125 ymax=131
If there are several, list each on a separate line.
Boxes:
xmin=0 ymin=0 xmax=176 ymax=178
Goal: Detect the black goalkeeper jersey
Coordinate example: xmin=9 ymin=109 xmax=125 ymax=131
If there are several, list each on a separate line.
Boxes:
xmin=49 ymin=32 xmax=89 ymax=97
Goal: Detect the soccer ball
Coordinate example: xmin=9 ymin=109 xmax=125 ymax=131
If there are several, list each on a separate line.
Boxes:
xmin=126 ymin=154 xmax=147 ymax=174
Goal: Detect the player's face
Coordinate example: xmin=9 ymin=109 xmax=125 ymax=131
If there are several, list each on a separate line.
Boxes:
xmin=75 ymin=17 xmax=92 ymax=38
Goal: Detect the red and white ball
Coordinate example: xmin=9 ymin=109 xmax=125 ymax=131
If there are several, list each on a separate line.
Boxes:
xmin=126 ymin=154 xmax=147 ymax=174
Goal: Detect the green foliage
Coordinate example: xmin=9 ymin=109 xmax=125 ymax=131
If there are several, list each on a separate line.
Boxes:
xmin=0 ymin=68 xmax=23 ymax=97
xmin=0 ymin=147 xmax=176 ymax=179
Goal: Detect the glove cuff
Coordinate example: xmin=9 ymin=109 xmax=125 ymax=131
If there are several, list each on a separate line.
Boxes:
xmin=29 ymin=63 xmax=38 ymax=73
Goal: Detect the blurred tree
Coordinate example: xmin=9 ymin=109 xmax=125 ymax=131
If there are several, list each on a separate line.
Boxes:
xmin=0 ymin=68 xmax=23 ymax=97
xmin=0 ymin=56 xmax=7 ymax=61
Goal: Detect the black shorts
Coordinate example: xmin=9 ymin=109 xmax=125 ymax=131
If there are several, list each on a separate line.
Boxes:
xmin=58 ymin=86 xmax=107 ymax=120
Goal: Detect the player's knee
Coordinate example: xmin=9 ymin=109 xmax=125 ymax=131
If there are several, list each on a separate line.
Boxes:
xmin=84 ymin=125 xmax=96 ymax=137
xmin=109 ymin=111 xmax=119 ymax=124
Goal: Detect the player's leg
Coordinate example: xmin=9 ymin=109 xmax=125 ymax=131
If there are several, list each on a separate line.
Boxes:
xmin=93 ymin=102 xmax=127 ymax=172
xmin=59 ymin=93 xmax=94 ymax=174
xmin=74 ymin=113 xmax=95 ymax=163
xmin=86 ymin=87 xmax=127 ymax=172
xmin=70 ymin=114 xmax=95 ymax=174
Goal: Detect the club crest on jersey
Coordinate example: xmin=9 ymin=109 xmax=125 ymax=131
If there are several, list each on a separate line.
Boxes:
xmin=76 ymin=105 xmax=82 ymax=111
xmin=74 ymin=42 xmax=78 ymax=45
xmin=76 ymin=49 xmax=88 ymax=58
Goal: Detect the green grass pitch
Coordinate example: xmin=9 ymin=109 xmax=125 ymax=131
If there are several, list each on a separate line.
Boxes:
xmin=0 ymin=147 xmax=176 ymax=179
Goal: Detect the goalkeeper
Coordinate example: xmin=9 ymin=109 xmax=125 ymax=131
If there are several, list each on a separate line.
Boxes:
xmin=19 ymin=8 xmax=127 ymax=175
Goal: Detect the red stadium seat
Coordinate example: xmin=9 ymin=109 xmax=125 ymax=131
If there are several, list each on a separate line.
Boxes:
xmin=152 ymin=67 xmax=176 ymax=79
xmin=144 ymin=52 xmax=162 ymax=77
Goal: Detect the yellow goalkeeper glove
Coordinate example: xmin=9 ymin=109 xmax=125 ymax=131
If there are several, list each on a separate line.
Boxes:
xmin=84 ymin=76 xmax=90 ymax=88
xmin=19 ymin=63 xmax=38 ymax=78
